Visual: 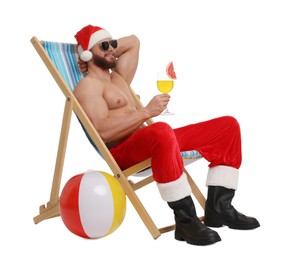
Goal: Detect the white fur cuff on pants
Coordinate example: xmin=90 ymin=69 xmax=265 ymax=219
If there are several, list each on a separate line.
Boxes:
xmin=206 ymin=165 xmax=239 ymax=190
xmin=157 ymin=173 xmax=192 ymax=202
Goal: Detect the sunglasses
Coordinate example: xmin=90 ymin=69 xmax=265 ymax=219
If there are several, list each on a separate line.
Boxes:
xmin=99 ymin=40 xmax=118 ymax=51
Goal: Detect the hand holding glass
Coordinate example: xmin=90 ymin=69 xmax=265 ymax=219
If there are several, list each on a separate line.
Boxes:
xmin=157 ymin=72 xmax=174 ymax=115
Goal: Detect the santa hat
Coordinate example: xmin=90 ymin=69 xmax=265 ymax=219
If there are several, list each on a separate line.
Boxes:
xmin=75 ymin=25 xmax=112 ymax=62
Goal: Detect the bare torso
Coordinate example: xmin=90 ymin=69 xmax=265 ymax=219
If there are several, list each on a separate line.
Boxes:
xmin=74 ymin=70 xmax=145 ymax=148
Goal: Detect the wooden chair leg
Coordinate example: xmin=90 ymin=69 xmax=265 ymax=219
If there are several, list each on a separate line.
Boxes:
xmin=33 ymin=202 xmax=60 ymax=224
xmin=33 ymin=97 xmax=73 ymax=224
xmin=116 ymin=172 xmax=162 ymax=239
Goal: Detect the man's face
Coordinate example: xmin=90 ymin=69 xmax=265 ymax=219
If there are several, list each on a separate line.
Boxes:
xmin=91 ymin=39 xmax=117 ymax=70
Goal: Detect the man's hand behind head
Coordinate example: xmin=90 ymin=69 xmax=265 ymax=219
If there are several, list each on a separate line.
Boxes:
xmin=78 ymin=58 xmax=88 ymax=73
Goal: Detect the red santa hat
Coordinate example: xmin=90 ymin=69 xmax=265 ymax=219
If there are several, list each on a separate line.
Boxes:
xmin=75 ymin=25 xmax=112 ymax=62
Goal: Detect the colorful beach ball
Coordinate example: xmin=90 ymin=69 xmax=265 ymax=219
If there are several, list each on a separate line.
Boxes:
xmin=59 ymin=170 xmax=126 ymax=239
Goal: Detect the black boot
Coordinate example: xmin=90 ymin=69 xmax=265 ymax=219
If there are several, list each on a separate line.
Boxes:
xmin=204 ymin=186 xmax=260 ymax=230
xmin=168 ymin=196 xmax=221 ymax=246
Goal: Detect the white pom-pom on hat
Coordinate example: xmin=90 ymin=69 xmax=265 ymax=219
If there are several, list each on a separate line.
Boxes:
xmin=75 ymin=25 xmax=112 ymax=62
xmin=78 ymin=48 xmax=93 ymax=62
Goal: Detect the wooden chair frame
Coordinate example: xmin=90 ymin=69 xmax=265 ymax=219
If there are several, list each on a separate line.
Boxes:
xmin=31 ymin=36 xmax=206 ymax=239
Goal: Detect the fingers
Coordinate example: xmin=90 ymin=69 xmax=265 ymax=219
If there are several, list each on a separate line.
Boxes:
xmin=156 ymin=94 xmax=170 ymax=111
xmin=78 ymin=58 xmax=88 ymax=73
xmin=158 ymin=93 xmax=170 ymax=98
xmin=145 ymin=94 xmax=171 ymax=117
xmin=156 ymin=93 xmax=170 ymax=102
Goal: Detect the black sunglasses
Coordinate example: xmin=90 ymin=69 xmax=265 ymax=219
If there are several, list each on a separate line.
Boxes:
xmin=99 ymin=40 xmax=118 ymax=51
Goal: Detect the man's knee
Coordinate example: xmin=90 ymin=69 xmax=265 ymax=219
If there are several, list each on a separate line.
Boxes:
xmin=221 ymin=116 xmax=240 ymax=132
xmin=150 ymin=122 xmax=176 ymax=144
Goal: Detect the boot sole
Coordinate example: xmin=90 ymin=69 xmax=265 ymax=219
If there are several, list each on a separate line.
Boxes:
xmin=175 ymin=234 xmax=221 ymax=246
xmin=205 ymin=220 xmax=260 ymax=230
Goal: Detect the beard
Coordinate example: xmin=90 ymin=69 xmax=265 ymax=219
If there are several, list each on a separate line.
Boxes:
xmin=92 ymin=53 xmax=116 ymax=70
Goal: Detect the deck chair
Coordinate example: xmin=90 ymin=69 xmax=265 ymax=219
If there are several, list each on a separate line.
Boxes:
xmin=31 ymin=36 xmax=206 ymax=239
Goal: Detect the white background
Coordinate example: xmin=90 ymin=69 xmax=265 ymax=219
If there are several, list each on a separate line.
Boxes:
xmin=1 ymin=0 xmax=291 ymax=259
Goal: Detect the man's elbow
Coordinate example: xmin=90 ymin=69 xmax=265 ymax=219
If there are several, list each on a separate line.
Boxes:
xmin=97 ymin=128 xmax=115 ymax=144
xmin=130 ymin=35 xmax=140 ymax=49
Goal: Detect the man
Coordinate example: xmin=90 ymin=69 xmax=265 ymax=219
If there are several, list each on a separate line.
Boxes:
xmin=74 ymin=24 xmax=260 ymax=246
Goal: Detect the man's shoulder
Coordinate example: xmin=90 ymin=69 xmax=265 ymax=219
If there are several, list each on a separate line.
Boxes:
xmin=76 ymin=75 xmax=102 ymax=88
xmin=74 ymin=76 xmax=103 ymax=97
xmin=80 ymin=74 xmax=99 ymax=83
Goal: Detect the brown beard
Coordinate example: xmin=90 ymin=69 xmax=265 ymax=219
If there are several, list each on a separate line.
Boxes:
xmin=92 ymin=53 xmax=116 ymax=70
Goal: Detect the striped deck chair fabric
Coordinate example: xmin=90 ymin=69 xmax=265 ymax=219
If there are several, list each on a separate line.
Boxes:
xmin=44 ymin=41 xmax=85 ymax=91
xmin=42 ymin=41 xmax=203 ymax=175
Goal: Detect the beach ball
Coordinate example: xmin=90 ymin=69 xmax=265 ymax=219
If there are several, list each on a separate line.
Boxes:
xmin=59 ymin=170 xmax=126 ymax=239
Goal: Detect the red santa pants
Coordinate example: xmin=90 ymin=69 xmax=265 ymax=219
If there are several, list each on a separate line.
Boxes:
xmin=109 ymin=116 xmax=242 ymax=185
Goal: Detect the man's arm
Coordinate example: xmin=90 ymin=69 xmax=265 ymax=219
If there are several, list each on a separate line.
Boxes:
xmin=76 ymin=34 xmax=139 ymax=80
xmin=113 ymin=35 xmax=140 ymax=86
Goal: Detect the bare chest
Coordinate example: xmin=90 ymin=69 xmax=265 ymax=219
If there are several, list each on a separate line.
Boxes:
xmin=103 ymin=82 xmax=133 ymax=111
